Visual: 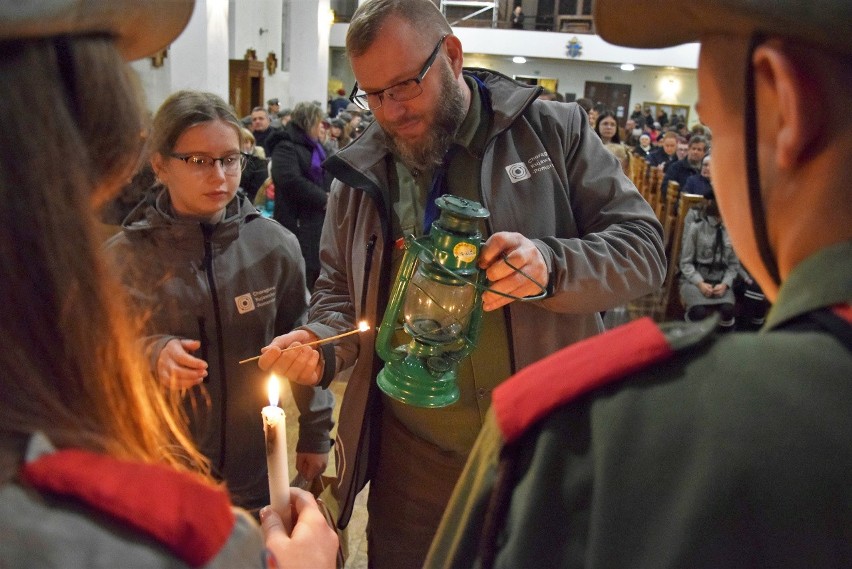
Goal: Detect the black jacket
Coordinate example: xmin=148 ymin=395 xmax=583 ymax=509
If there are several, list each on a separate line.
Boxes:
xmin=240 ymin=152 xmax=269 ymax=202
xmin=662 ymin=157 xmax=701 ymax=198
xmin=267 ymin=123 xmax=330 ymax=231
xmin=267 ymin=123 xmax=332 ymax=287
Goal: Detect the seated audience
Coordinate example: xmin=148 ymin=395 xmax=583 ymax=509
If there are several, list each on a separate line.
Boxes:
xmin=734 ymin=265 xmax=771 ymax=331
xmin=648 ymin=131 xmax=680 ymax=171
xmin=678 ymin=193 xmax=739 ymax=331
xmin=662 ymin=134 xmax=709 ymax=198
xmin=576 ymin=97 xmax=594 ymax=125
xmin=622 ymin=118 xmax=642 ymax=147
xmin=595 ymin=110 xmax=631 ymax=175
xmin=633 ymin=133 xmax=654 ymax=159
xmin=629 ymin=103 xmax=644 ymax=123
xmin=683 ymin=154 xmax=714 ymax=197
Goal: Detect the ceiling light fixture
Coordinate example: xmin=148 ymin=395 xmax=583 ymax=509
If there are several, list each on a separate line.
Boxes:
xmin=513 ymin=56 xmax=526 ymax=64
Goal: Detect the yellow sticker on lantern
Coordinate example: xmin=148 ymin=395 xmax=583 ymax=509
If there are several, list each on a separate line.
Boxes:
xmin=453 ymin=242 xmax=477 ymax=264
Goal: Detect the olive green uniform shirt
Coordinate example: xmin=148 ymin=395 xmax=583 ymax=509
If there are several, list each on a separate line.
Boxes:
xmin=427 ymin=240 xmax=852 ymax=568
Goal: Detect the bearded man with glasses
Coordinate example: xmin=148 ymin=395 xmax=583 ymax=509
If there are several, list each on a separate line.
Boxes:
xmin=258 ymin=1 xmax=665 ymax=566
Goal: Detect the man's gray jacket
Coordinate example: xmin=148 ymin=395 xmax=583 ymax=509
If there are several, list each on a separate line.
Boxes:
xmin=308 ymin=69 xmax=666 ymax=527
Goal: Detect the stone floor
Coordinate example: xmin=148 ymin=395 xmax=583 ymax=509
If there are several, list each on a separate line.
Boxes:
xmin=283 ymin=376 xmax=369 ymax=569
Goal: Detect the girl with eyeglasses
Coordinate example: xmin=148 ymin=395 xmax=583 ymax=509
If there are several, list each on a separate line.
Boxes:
xmin=105 ymin=90 xmax=334 ymax=517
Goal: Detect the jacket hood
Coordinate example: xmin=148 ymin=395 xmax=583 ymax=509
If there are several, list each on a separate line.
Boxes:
xmin=324 ymin=68 xmax=541 ymax=190
xmin=121 ymin=187 xmax=261 ymax=239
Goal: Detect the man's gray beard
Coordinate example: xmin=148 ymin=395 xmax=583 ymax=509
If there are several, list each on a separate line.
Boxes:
xmin=384 ymin=64 xmax=467 ymax=173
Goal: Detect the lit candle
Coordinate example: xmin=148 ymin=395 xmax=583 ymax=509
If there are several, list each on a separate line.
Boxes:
xmin=262 ymin=374 xmax=292 ymax=532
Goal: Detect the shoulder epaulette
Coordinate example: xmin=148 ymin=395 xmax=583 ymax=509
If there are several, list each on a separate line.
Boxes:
xmin=21 ymin=449 xmax=235 ymax=568
xmin=833 ymin=303 xmax=852 ymax=324
xmin=492 ymin=316 xmax=717 ymax=444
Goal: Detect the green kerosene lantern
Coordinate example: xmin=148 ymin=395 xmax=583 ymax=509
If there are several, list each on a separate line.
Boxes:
xmin=375 ymin=195 xmax=490 ymax=408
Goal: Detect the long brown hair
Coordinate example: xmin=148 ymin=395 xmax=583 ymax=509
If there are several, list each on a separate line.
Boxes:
xmin=0 ymin=36 xmax=208 ymax=476
xmin=148 ymin=90 xmax=243 ymax=158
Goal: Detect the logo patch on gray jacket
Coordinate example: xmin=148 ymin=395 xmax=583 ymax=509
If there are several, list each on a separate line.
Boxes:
xmin=505 ymin=162 xmax=531 ymax=183
xmin=235 ymin=287 xmax=277 ymax=314
xmin=505 ymin=152 xmax=554 ymax=183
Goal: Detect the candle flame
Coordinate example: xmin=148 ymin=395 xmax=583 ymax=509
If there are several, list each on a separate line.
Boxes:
xmin=267 ymin=375 xmax=280 ymax=407
xmin=358 ymin=320 xmax=370 ymax=332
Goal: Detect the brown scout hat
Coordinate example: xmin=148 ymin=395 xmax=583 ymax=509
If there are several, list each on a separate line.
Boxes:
xmin=0 ymin=0 xmax=195 ymax=60
xmin=594 ymin=0 xmax=852 ymax=55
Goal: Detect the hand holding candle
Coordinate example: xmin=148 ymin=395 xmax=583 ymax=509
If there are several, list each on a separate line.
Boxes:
xmin=262 ymin=374 xmax=292 ymax=533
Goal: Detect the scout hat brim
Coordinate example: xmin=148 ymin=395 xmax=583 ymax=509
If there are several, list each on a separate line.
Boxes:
xmin=0 ymin=0 xmax=195 ymax=61
xmin=594 ymin=0 xmax=852 ymax=55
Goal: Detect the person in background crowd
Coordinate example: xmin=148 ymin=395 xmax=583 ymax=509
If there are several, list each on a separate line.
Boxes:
xmin=105 ymin=90 xmax=334 ymax=516
xmin=278 ymin=108 xmax=293 ymax=127
xmin=328 ymin=117 xmax=350 ymax=150
xmin=329 ymin=88 xmax=350 ymax=118
xmin=576 ymin=97 xmax=594 ymax=125
xmin=268 ymin=98 xmax=282 ymax=127
xmin=510 ymin=4 xmax=525 ymax=29
xmin=239 ymin=127 xmax=270 ymax=202
xmin=629 ymin=102 xmax=643 ymax=124
xmin=648 ymin=131 xmax=680 ymax=172
xmin=662 ymin=134 xmax=709 ymax=198
xmin=675 ymin=135 xmax=689 ymax=160
xmin=733 ymin=264 xmax=771 ymax=331
xmin=633 ymin=132 xmax=653 ymax=159
xmin=0 ymin=2 xmax=337 ymax=567
xmin=656 ymin=107 xmax=669 ymax=128
xmin=343 ymin=102 xmax=364 ymax=129
xmin=683 ymin=154 xmax=713 ymax=197
xmin=319 ymin=118 xmax=339 ymax=156
xmin=622 ymin=117 xmax=641 ymax=147
xmin=257 ymin=1 xmax=665 ymax=567
xmin=267 ymin=101 xmax=333 ymax=292
xmin=678 ymin=192 xmax=739 ymax=330
xmin=267 ymin=98 xmax=280 ymax=117
xmin=595 ymin=109 xmax=631 ymax=175
xmin=647 ymin=120 xmax=662 ymax=143
xmin=425 ymin=0 xmax=852 ymax=566
xmin=250 ymin=106 xmax=278 ymax=154
xmin=691 ymin=123 xmax=711 ymax=140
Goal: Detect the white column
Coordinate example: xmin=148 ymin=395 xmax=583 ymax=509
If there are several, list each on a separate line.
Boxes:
xmin=287 ymin=0 xmax=332 ymax=106
xmin=132 ymin=0 xmax=230 ymax=111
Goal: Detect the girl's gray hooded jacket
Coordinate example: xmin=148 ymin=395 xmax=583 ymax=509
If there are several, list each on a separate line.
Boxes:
xmin=106 ymin=190 xmax=334 ymax=511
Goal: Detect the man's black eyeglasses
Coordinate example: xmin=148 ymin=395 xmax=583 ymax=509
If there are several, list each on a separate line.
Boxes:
xmin=349 ymin=35 xmax=448 ymax=111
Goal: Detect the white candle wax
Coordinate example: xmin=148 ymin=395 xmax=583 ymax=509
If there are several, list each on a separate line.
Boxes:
xmin=262 ymin=377 xmax=292 ymax=532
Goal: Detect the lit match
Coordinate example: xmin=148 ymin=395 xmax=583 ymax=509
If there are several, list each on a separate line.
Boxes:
xmin=239 ymin=321 xmax=371 ymax=364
